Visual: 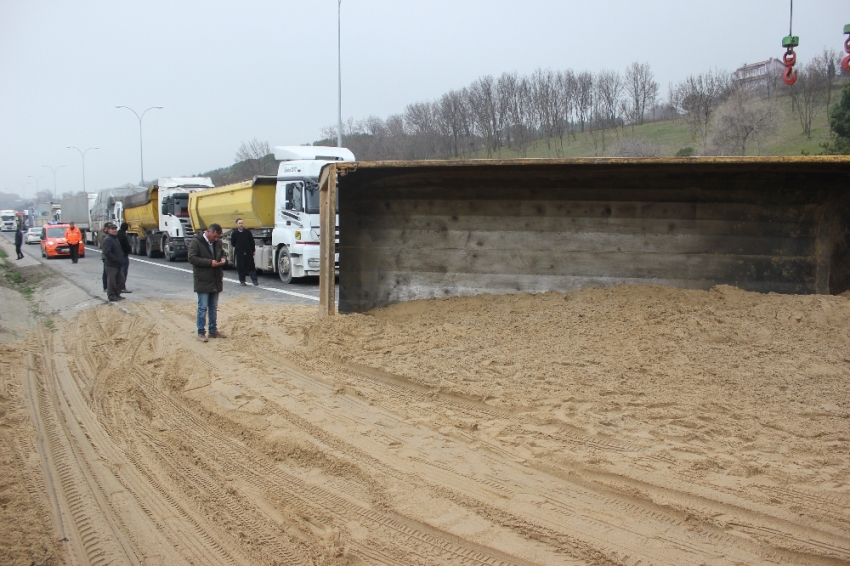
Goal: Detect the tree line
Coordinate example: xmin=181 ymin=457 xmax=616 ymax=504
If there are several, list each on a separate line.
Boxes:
xmin=317 ymin=49 xmax=847 ymax=160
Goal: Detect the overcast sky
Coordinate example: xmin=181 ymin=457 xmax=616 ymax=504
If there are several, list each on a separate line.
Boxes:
xmin=1 ymin=0 xmax=846 ymax=198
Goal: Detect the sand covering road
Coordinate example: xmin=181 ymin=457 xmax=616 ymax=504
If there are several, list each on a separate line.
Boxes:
xmin=1 ymin=282 xmax=849 ymax=564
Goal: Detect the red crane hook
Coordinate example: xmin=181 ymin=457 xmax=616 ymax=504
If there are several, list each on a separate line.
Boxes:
xmin=782 ymin=49 xmax=798 ymax=86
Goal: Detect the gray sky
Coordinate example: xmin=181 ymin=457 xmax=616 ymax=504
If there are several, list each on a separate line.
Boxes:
xmin=1 ymin=0 xmax=846 ymax=198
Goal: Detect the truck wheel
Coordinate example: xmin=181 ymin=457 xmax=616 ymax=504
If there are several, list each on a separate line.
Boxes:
xmin=277 ymin=248 xmax=293 ymax=284
xmin=146 ymin=238 xmax=155 ymax=258
xmin=138 ymin=237 xmax=147 ymax=257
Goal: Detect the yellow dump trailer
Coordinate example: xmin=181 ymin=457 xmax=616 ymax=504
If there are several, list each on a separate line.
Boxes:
xmin=316 ymin=156 xmax=850 ymax=315
xmin=122 ymin=185 xmax=159 ymax=255
xmin=188 ymin=176 xmax=275 ymax=231
xmin=188 ymin=175 xmax=277 ymax=268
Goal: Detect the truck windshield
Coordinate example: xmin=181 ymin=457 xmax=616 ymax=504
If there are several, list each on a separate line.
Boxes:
xmin=1 ymin=215 xmax=14 ymax=221
xmin=173 ymin=196 xmax=189 ymax=217
xmin=304 ymin=181 xmax=339 ymax=214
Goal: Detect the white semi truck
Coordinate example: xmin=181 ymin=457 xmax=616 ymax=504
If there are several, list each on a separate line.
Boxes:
xmin=124 ymin=177 xmax=215 ymax=259
xmin=0 ymin=210 xmax=17 ymax=231
xmin=188 ymin=146 xmax=354 ymax=282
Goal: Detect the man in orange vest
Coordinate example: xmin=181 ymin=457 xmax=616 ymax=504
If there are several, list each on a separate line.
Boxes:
xmin=64 ymin=221 xmax=83 ymax=263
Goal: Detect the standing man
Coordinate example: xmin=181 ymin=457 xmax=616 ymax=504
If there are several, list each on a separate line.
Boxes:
xmin=102 ymin=224 xmax=126 ymax=302
xmin=117 ymin=222 xmax=132 ymax=293
xmin=231 ymin=218 xmax=258 ymax=286
xmin=14 ymin=224 xmax=24 ymax=259
xmin=65 ymin=221 xmax=83 ymax=263
xmin=188 ymin=223 xmax=227 ymax=342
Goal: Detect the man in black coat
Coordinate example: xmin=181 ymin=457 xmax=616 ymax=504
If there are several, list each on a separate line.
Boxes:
xmin=188 ymin=224 xmax=227 ymax=342
xmin=102 ymin=224 xmax=126 ymax=302
xmin=14 ymin=225 xmax=24 ymax=259
xmin=117 ymin=222 xmax=133 ymax=293
xmin=231 ymin=218 xmax=258 ymax=286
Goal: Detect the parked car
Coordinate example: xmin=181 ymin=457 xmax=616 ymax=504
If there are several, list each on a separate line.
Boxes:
xmin=40 ymin=224 xmax=85 ymax=259
xmin=25 ymin=227 xmax=41 ymax=244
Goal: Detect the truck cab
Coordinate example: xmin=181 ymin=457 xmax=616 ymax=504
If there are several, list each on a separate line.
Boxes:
xmin=0 ymin=210 xmax=17 ymax=231
xmin=157 ymin=179 xmax=212 ymax=260
xmin=269 ymin=146 xmax=354 ymax=282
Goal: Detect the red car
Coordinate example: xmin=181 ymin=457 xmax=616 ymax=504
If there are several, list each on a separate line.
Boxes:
xmin=40 ymin=224 xmax=85 ymax=259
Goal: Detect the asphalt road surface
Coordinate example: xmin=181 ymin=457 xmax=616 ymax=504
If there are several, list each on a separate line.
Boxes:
xmin=1 ymin=230 xmax=332 ymax=307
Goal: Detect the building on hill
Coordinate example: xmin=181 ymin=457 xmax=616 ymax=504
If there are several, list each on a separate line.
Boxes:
xmin=732 ymin=58 xmax=784 ymax=85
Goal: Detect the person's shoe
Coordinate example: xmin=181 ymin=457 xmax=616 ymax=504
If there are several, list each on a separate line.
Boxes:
xmin=122 ymin=289 xmax=132 ymax=293
xmin=108 ymin=297 xmax=122 ymax=302
xmin=197 ymin=333 xmax=208 ymax=342
xmin=116 ymin=296 xmax=126 ymax=301
xmin=252 ymin=281 xmax=259 ymax=286
xmin=209 ymin=331 xmax=227 ymax=339
xmin=240 ymin=282 xmax=247 ymax=286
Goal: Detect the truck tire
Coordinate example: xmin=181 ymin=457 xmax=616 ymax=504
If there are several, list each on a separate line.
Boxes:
xmin=138 ymin=237 xmax=147 ymax=257
xmin=146 ymin=238 xmax=155 ymax=258
xmin=277 ymin=247 xmax=293 ymax=284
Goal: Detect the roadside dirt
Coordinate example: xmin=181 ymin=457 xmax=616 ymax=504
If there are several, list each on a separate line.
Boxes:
xmin=1 ymin=261 xmax=849 ymax=564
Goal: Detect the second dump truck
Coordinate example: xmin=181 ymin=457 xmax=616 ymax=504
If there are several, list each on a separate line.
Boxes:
xmin=188 ymin=146 xmax=354 ymax=282
xmin=123 ymin=177 xmax=214 ymax=259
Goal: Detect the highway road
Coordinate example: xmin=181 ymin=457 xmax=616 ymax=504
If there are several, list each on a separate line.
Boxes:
xmin=1 ymin=230 xmax=332 ymax=308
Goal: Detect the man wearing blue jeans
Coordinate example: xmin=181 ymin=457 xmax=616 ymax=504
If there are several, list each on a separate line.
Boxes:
xmin=187 ymin=223 xmax=227 ymax=342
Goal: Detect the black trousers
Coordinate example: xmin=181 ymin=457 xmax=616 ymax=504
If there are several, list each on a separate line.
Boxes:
xmin=15 ymin=244 xmax=23 ymax=259
xmin=69 ymin=244 xmax=79 ymax=263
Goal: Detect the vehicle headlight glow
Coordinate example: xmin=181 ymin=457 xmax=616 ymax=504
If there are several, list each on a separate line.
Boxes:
xmin=47 ymin=240 xmax=55 ymax=245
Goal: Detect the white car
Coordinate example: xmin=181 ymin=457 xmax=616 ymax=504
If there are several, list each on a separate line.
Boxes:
xmin=25 ymin=227 xmax=41 ymax=244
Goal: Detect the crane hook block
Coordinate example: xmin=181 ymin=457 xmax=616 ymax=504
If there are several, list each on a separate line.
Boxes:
xmin=782 ymin=35 xmax=800 ymax=48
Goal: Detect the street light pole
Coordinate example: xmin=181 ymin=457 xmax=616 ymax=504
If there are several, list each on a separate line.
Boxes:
xmin=116 ymin=105 xmax=162 ymax=185
xmin=337 ymin=0 xmax=343 ymax=148
xmin=67 ymin=146 xmax=99 ymax=193
xmin=27 ymin=176 xmax=45 ymax=201
xmin=43 ymin=165 xmax=67 ymax=201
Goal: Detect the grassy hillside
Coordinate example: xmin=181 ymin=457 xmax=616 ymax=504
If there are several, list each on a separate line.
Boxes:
xmin=484 ymin=90 xmax=841 ymax=160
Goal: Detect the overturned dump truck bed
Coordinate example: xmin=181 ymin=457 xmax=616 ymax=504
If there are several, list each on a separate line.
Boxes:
xmin=319 ymin=157 xmax=850 ymax=314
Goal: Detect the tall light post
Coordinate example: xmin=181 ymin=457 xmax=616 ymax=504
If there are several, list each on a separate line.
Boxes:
xmin=67 ymin=146 xmax=99 ymax=193
xmin=28 ymin=176 xmax=45 ymax=202
xmin=116 ymin=105 xmax=162 ymax=185
xmin=43 ymin=165 xmax=67 ymax=201
xmin=337 ymin=0 xmax=343 ymax=148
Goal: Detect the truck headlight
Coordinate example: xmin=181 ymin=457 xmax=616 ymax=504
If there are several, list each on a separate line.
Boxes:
xmin=308 ymin=258 xmax=320 ymax=267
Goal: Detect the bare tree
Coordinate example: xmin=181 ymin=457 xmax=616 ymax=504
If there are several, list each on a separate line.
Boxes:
xmin=624 ymin=62 xmax=659 ymax=127
xmin=707 ymin=86 xmax=777 ymax=155
xmin=574 ymin=71 xmax=594 ymax=133
xmin=786 ymin=59 xmax=830 ymax=139
xmin=437 ymin=89 xmax=474 ymax=158
xmin=670 ymin=69 xmax=730 ymax=149
xmin=235 ymin=138 xmax=271 ymax=162
xmin=813 ymin=48 xmax=842 ymax=121
xmin=233 ymin=138 xmax=272 ymax=178
xmin=467 ymin=75 xmax=504 ymax=157
xmin=555 ymin=69 xmax=577 ymax=149
xmin=596 ymin=69 xmax=624 ymax=134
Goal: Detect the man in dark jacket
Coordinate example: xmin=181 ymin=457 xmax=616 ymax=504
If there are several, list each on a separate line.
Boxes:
xmin=102 ymin=224 xmax=126 ymax=302
xmin=187 ymin=223 xmax=227 ymax=342
xmin=231 ymin=218 xmax=258 ymax=286
xmin=14 ymin=225 xmax=24 ymax=259
xmin=117 ymin=222 xmax=132 ymax=293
